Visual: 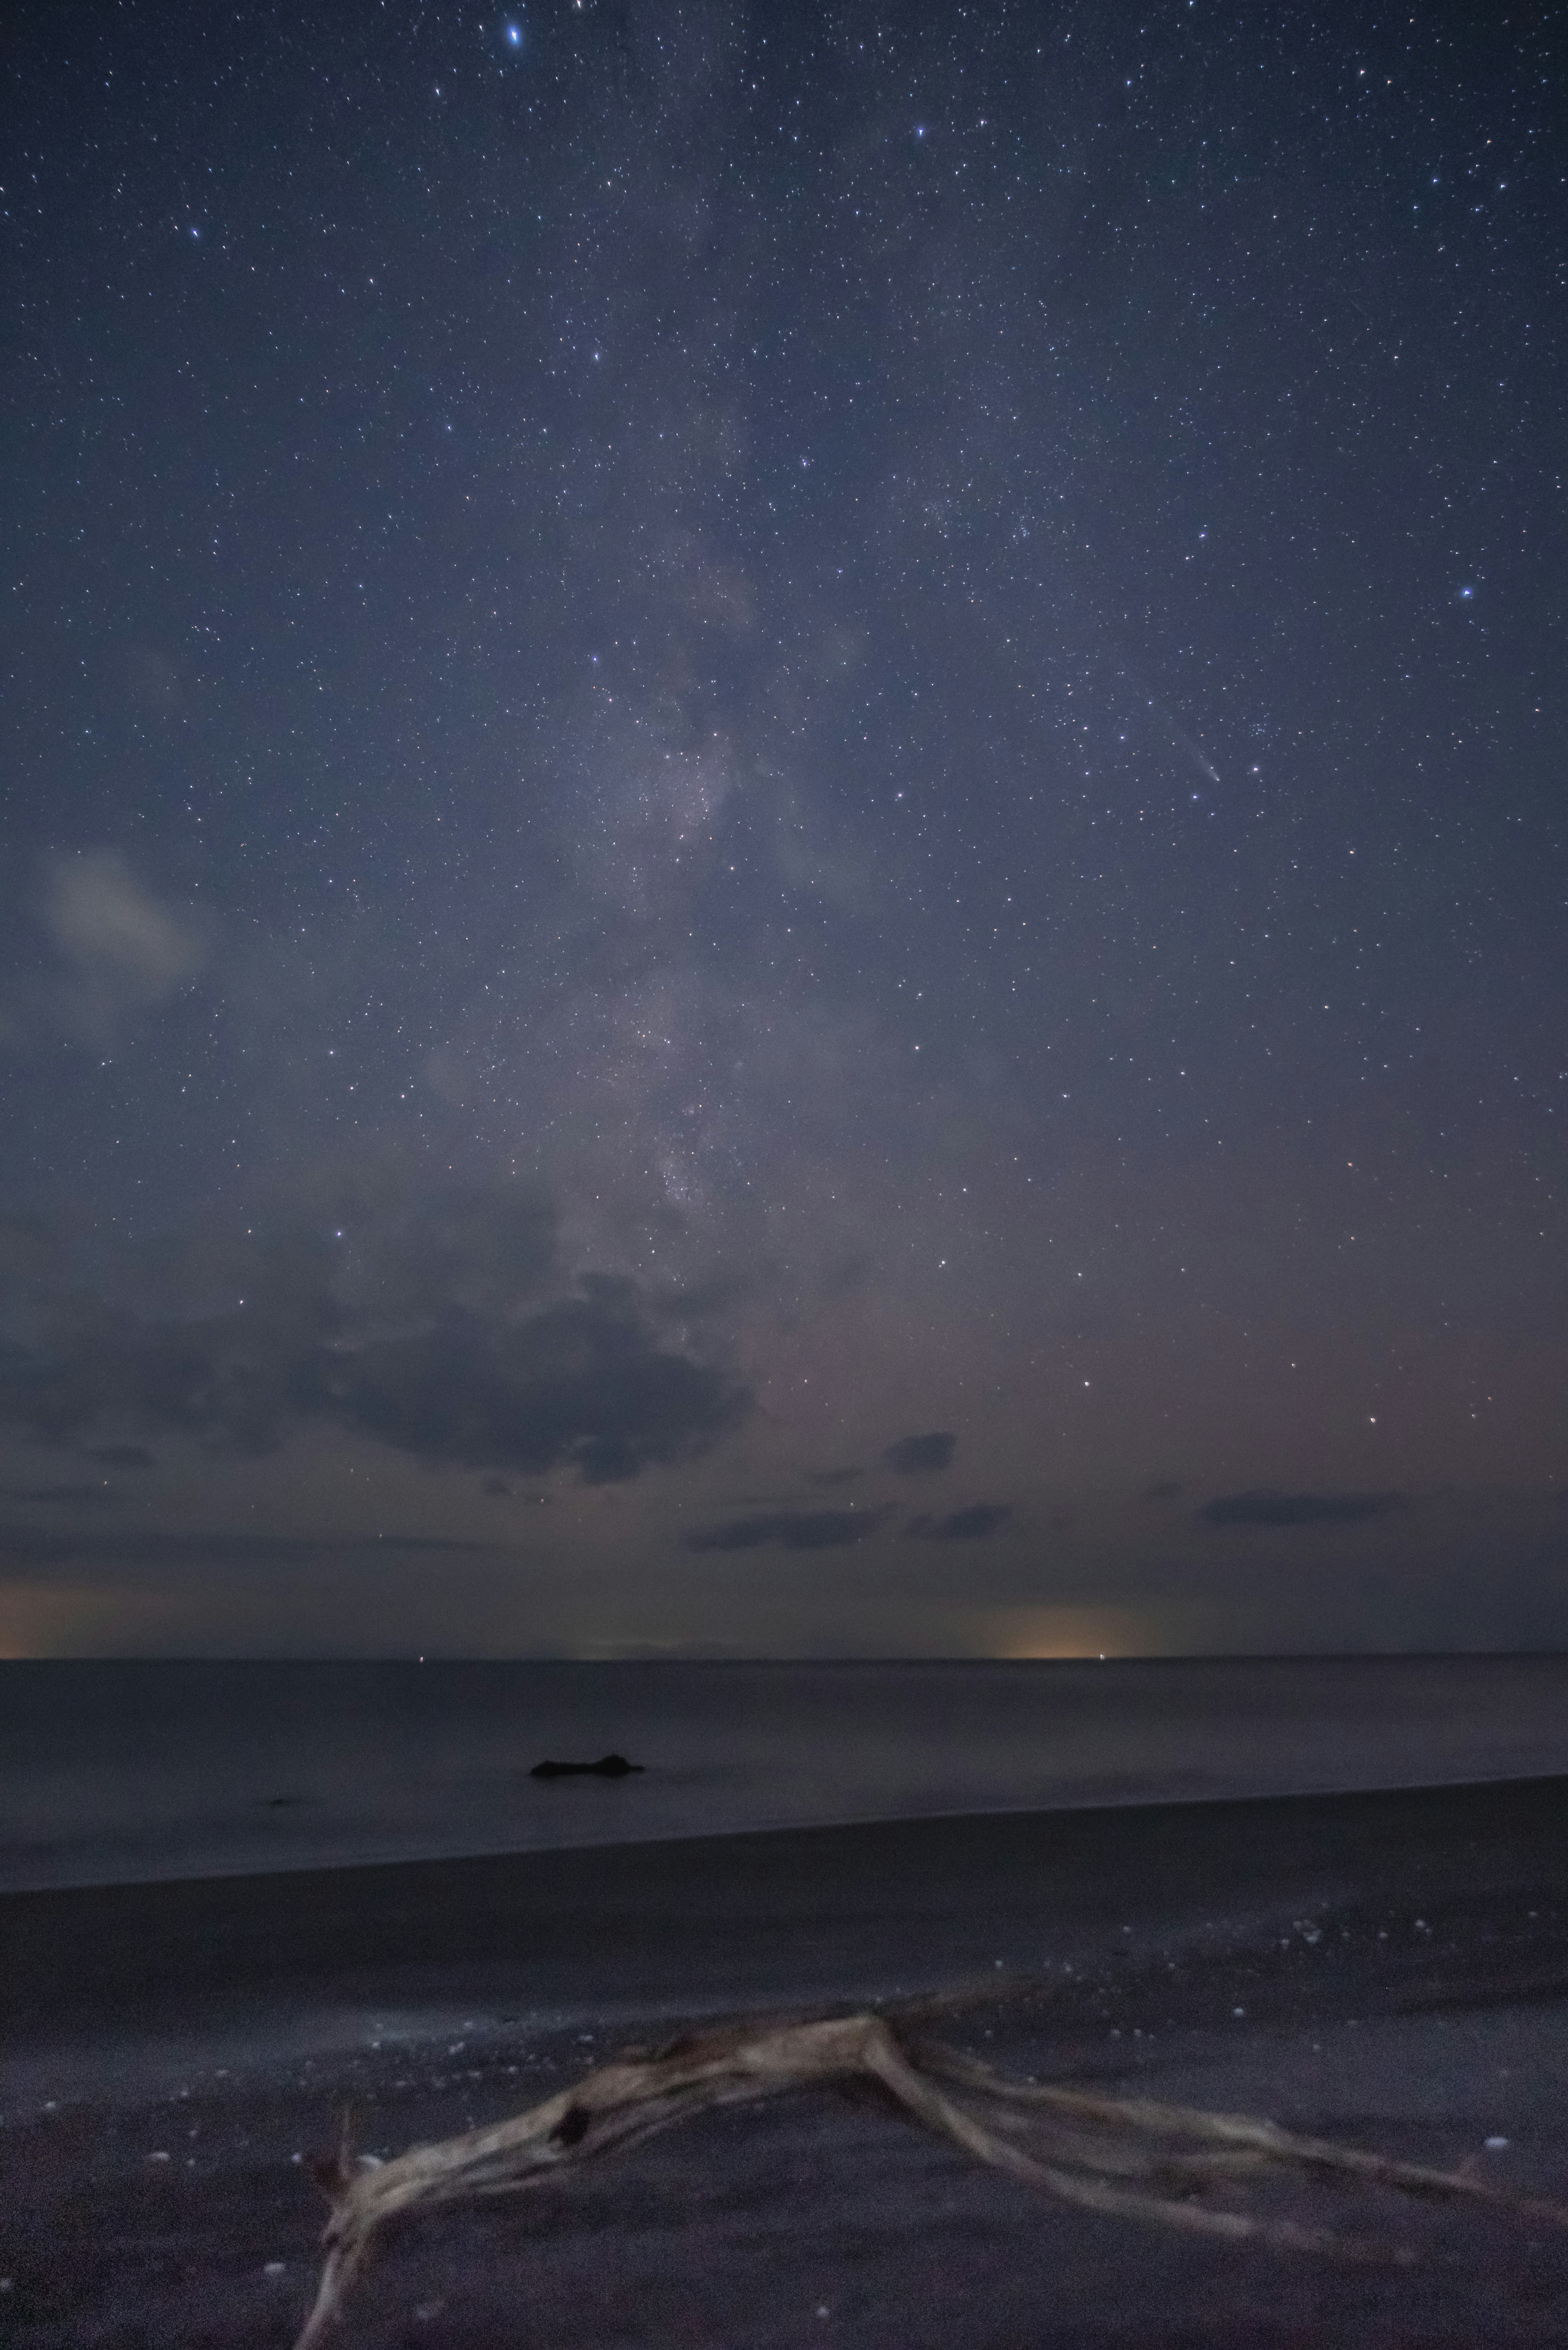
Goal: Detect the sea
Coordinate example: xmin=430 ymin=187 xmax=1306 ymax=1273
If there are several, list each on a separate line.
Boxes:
xmin=5 ymin=1654 xmax=1568 ymax=1896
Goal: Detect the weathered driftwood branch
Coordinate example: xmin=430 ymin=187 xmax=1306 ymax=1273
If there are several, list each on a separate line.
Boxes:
xmin=293 ymin=2007 xmax=1568 ymax=2348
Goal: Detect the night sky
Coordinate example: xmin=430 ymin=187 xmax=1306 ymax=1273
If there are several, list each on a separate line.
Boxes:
xmin=2 ymin=0 xmax=1563 ymax=1659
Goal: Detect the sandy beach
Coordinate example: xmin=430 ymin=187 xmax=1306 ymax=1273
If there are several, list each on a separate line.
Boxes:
xmin=7 ymin=1774 xmax=1568 ymax=2345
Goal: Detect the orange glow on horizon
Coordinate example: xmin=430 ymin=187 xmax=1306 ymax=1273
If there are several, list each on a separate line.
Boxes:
xmin=985 ymin=1606 xmax=1156 ymax=1661
xmin=0 ymin=1580 xmax=171 ymax=1659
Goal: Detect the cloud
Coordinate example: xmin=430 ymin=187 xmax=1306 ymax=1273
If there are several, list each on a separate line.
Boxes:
xmin=882 ymin=1430 xmax=956 ymax=1476
xmin=806 ymin=1466 xmax=863 ymax=1487
xmin=905 ymin=1503 xmax=1012 ymax=1542
xmin=0 ymin=1526 xmax=493 ymax=1568
xmin=0 ymin=1184 xmax=751 ymax=1485
xmin=685 ymin=1505 xmax=894 ymax=1553
xmin=42 ymin=850 xmax=207 ymax=1036
xmin=330 ymin=1278 xmax=746 ymax=1483
xmin=1142 ymin=1478 xmax=1183 ymax=1502
xmin=85 ymin=1445 xmax=157 ymax=1469
xmin=1199 ymin=1490 xmax=1406 ymax=1528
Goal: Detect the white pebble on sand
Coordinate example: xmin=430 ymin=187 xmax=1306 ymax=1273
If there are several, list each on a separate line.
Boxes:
xmin=1486 ymin=2136 xmax=1510 ymax=2150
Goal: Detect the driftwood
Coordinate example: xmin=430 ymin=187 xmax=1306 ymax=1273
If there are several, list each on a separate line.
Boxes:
xmin=293 ymin=2005 xmax=1568 ymax=2346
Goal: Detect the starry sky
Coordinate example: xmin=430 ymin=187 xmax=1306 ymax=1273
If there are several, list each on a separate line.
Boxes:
xmin=2 ymin=0 xmax=1564 ymax=1659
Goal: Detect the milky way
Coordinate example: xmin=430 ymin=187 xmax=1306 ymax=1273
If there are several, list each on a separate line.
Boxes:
xmin=1 ymin=0 xmax=1562 ymax=1657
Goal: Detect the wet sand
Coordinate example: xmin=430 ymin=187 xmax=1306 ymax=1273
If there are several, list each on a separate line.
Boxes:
xmin=6 ymin=1775 xmax=1568 ymax=2344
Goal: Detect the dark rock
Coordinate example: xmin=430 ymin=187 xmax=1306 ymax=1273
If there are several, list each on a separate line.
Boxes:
xmin=530 ymin=1753 xmax=645 ymax=1780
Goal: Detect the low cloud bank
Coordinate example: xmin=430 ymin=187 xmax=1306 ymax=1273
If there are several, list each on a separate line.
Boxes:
xmin=0 ymin=1525 xmax=492 ymax=1567
xmin=1200 ymin=1490 xmax=1406 ymax=1527
xmin=905 ymin=1503 xmax=1012 ymax=1542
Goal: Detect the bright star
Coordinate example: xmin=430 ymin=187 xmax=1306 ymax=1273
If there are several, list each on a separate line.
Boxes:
xmin=506 ymin=22 xmax=522 ymax=46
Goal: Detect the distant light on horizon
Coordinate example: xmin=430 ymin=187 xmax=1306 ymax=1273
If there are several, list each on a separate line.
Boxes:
xmin=985 ymin=1607 xmax=1156 ymax=1662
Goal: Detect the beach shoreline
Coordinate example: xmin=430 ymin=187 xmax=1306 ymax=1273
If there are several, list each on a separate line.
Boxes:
xmin=11 ymin=1653 xmax=1568 ymax=1898
xmin=7 ymin=1776 xmax=1568 ymax=2343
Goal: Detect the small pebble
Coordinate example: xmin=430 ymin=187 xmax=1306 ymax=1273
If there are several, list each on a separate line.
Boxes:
xmin=1486 ymin=2136 xmax=1510 ymax=2151
xmin=1233 ymin=2006 xmax=1246 ymax=2018
xmin=263 ymin=2262 xmax=286 ymax=2279
xmin=147 ymin=2150 xmax=171 ymax=2162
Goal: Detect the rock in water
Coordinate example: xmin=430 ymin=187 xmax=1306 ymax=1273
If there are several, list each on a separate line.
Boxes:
xmin=530 ymin=1752 xmax=645 ymax=1779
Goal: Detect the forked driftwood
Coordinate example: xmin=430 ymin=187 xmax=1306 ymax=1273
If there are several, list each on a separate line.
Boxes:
xmin=293 ymin=2006 xmax=1568 ymax=2347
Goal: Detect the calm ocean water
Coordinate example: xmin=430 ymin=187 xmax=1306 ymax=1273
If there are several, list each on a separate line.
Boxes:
xmin=4 ymin=1655 xmax=1568 ymax=1894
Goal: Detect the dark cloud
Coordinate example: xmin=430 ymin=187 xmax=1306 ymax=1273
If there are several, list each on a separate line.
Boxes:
xmin=480 ymin=1476 xmax=513 ymax=1497
xmin=0 ymin=1187 xmax=751 ymax=1485
xmin=882 ymin=1431 xmax=956 ymax=1476
xmin=0 ymin=1525 xmax=493 ymax=1568
xmin=85 ymin=1445 xmax=157 ymax=1469
xmin=685 ymin=1505 xmax=895 ymax=1554
xmin=327 ymin=1278 xmax=747 ymax=1484
xmin=1200 ymin=1490 xmax=1407 ymax=1528
xmin=905 ymin=1503 xmax=1013 ymax=1542
xmin=1142 ymin=1478 xmax=1183 ymax=1502
xmin=806 ymin=1466 xmax=864 ymax=1488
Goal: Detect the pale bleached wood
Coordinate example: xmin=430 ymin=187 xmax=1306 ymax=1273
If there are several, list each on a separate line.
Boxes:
xmin=292 ymin=2007 xmax=1568 ymax=2348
